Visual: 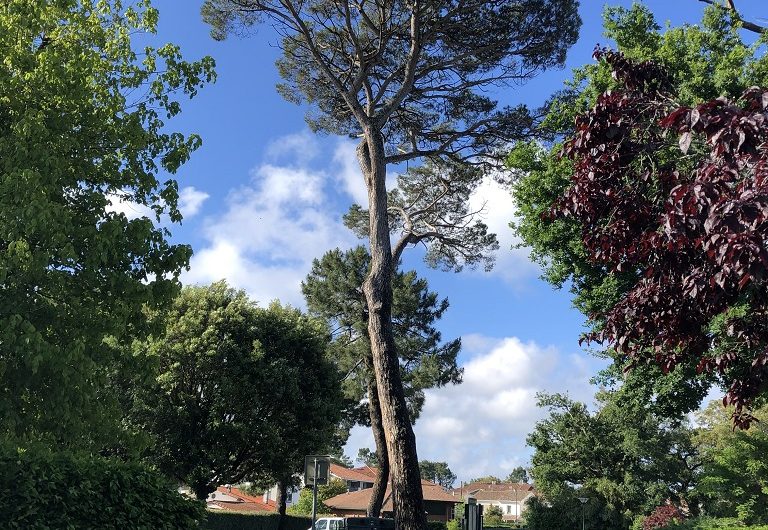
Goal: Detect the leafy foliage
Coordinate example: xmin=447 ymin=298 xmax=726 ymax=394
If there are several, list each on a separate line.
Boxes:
xmin=0 ymin=443 xmax=204 ymax=529
xmin=135 ymin=282 xmax=343 ymax=499
xmin=555 ymin=48 xmax=768 ymax=427
xmin=483 ymin=505 xmax=503 ymax=527
xmin=203 ymin=512 xmax=312 ymax=530
xmin=357 ymin=447 xmax=380 ymax=467
xmin=302 ymin=246 xmax=463 ymax=425
xmin=695 ymin=402 xmax=768 ymax=525
xmin=642 ymin=505 xmax=684 ymax=530
xmin=527 ymin=391 xmax=702 ymax=527
xmin=287 ymin=479 xmax=349 ymax=516
xmin=510 ymin=3 xmax=768 ymax=422
xmin=419 ymin=460 xmax=457 ymax=488
xmin=505 ymin=467 xmax=529 ymax=484
xmin=0 ymin=0 xmax=214 ymax=447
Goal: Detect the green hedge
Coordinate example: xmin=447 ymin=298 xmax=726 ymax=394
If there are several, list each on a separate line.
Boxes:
xmin=0 ymin=444 xmax=205 ymax=529
xmin=203 ymin=512 xmax=312 ymax=530
xmin=665 ymin=518 xmax=768 ymax=529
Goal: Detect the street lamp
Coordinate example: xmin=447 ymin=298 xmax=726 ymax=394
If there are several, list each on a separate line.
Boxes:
xmin=577 ymin=497 xmax=589 ymax=530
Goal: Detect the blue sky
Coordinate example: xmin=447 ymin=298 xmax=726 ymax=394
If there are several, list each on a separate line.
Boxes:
xmin=139 ymin=0 xmax=765 ymax=483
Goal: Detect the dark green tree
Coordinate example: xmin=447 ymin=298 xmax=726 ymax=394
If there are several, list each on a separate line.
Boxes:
xmin=135 ymin=282 xmax=343 ymax=501
xmin=695 ymin=401 xmax=768 ymax=525
xmin=526 ymin=391 xmax=702 ymax=528
xmin=288 ymin=479 xmax=349 ymax=516
xmin=467 ymin=476 xmax=502 ymax=484
xmin=0 ymin=0 xmax=213 ymax=448
xmin=419 ymin=460 xmax=456 ymax=488
xmin=509 ymin=3 xmax=768 ymax=421
xmin=303 ymin=246 xmax=462 ymax=515
xmin=357 ymin=447 xmax=380 ymax=468
xmin=505 ymin=466 xmax=529 ymax=484
xmin=200 ymin=0 xmax=581 ymax=526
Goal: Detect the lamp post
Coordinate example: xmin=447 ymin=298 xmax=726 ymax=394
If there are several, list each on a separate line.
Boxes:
xmin=577 ymin=497 xmax=589 ymax=530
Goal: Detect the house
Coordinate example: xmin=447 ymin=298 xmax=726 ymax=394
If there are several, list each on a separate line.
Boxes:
xmin=452 ymin=482 xmax=535 ymax=522
xmin=206 ymin=486 xmax=278 ymax=513
xmin=324 ymin=479 xmax=460 ymax=522
xmin=329 ymin=463 xmax=377 ymax=492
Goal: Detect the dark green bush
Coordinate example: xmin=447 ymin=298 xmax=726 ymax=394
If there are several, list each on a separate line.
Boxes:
xmin=0 ymin=444 xmax=205 ymax=529
xmin=427 ymin=521 xmax=448 ymax=530
xmin=202 ymin=512 xmax=312 ymax=530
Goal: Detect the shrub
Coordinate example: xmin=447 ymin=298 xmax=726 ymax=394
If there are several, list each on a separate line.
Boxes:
xmin=643 ymin=505 xmax=683 ymax=530
xmin=484 ymin=505 xmax=504 ymax=527
xmin=428 ymin=521 xmax=448 ymax=530
xmin=202 ymin=512 xmax=312 ymax=530
xmin=0 ymin=444 xmax=205 ymax=529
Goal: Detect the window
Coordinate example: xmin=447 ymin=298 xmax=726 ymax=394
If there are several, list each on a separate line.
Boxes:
xmin=316 ymin=520 xmax=328 ymax=530
xmin=330 ymin=521 xmax=342 ymax=530
xmin=506 ymin=505 xmax=511 ymax=514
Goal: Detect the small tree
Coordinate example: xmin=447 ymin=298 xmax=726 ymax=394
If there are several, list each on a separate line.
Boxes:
xmin=288 ymin=479 xmax=349 ymax=516
xmin=357 ymin=447 xmax=380 ymax=468
xmin=419 ymin=460 xmax=456 ymax=489
xmin=135 ymin=282 xmax=342 ymax=500
xmin=484 ymin=505 xmax=504 ymax=527
xmin=506 ymin=467 xmax=529 ymax=484
xmin=201 ymin=0 xmax=581 ymax=527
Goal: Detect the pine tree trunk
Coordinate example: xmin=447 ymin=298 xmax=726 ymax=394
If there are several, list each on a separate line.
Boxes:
xmin=366 ymin=375 xmax=389 ymax=517
xmin=358 ymin=130 xmax=426 ymax=530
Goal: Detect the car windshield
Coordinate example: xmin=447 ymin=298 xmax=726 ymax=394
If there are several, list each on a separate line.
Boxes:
xmin=315 ymin=520 xmax=328 ymax=530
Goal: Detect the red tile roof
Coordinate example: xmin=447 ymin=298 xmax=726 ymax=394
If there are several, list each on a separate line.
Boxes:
xmin=324 ymin=480 xmax=459 ymax=512
xmin=330 ymin=463 xmax=378 ymax=483
xmin=207 ymin=486 xmax=277 ymax=513
xmin=451 ymin=482 xmax=536 ymax=502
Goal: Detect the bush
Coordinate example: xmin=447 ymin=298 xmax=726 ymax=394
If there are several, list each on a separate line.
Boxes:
xmin=484 ymin=505 xmax=504 ymax=527
xmin=428 ymin=522 xmax=448 ymax=530
xmin=643 ymin=506 xmax=683 ymax=530
xmin=669 ymin=517 xmax=768 ymax=529
xmin=202 ymin=512 xmax=312 ymax=530
xmin=0 ymin=444 xmax=205 ymax=529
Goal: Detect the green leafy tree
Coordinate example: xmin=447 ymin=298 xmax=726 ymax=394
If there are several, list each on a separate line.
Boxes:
xmin=288 ymin=479 xmax=349 ymax=516
xmin=509 ymin=4 xmax=768 ymax=420
xmin=484 ymin=505 xmax=503 ymax=527
xmin=357 ymin=447 xmax=379 ymax=468
xmin=201 ymin=0 xmax=581 ymax=527
xmin=695 ymin=401 xmax=768 ymax=525
xmin=526 ymin=391 xmax=702 ymax=528
xmin=505 ymin=467 xmax=529 ymax=484
xmin=419 ymin=460 xmax=457 ymax=489
xmin=134 ymin=282 xmax=343 ymax=501
xmin=468 ymin=476 xmax=503 ymax=484
xmin=303 ymin=246 xmax=462 ymax=515
xmin=0 ymin=0 xmax=213 ymax=448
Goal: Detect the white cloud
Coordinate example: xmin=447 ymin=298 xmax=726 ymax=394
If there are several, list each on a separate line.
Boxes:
xmin=345 ymin=335 xmax=601 ymax=483
xmin=184 ymin=134 xmax=357 ymax=307
xmin=105 ymin=192 xmax=154 ymax=220
xmin=468 ymin=177 xmax=539 ymax=284
xmin=105 ymin=186 xmax=209 ymax=221
xmin=179 ymin=186 xmax=209 ymax=219
xmin=264 ymin=130 xmax=320 ymax=165
xmin=333 ymin=141 xmax=368 ymax=206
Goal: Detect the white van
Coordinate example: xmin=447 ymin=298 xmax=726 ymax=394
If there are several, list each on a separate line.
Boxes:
xmin=310 ymin=517 xmax=345 ymax=530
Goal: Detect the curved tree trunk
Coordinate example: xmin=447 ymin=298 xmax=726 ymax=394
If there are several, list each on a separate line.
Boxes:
xmin=366 ymin=375 xmax=390 ymax=517
xmin=359 ymin=130 xmax=426 ymax=530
